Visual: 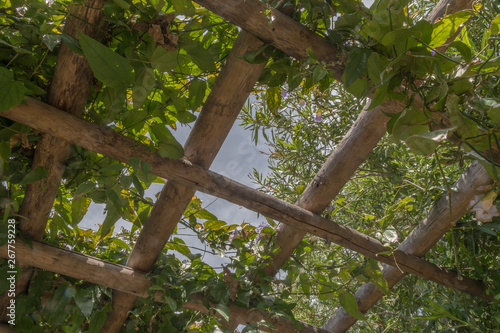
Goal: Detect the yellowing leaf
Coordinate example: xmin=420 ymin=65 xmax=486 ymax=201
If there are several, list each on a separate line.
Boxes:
xmin=490 ymin=14 xmax=500 ymax=35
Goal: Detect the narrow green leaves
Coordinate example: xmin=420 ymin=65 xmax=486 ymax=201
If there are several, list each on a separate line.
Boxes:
xmin=78 ymin=33 xmax=134 ymax=89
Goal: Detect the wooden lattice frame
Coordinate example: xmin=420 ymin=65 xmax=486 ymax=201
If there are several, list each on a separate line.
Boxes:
xmin=0 ymin=0 xmax=494 ymax=332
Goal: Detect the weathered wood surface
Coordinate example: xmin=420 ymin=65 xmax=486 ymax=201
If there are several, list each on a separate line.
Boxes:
xmin=324 ymin=162 xmax=492 ymax=332
xmin=1 ymin=98 xmax=492 ymax=300
xmin=100 ymin=30 xmax=273 ymax=332
xmin=0 ymin=0 xmax=104 ymax=322
xmin=0 ymin=239 xmax=330 ymax=333
xmin=193 ymin=0 xmax=344 ymax=81
xmin=321 ymin=0 xmax=478 ymax=330
xmin=258 ymin=102 xmax=392 ymax=278
xmin=0 ymin=324 xmax=16 ymax=332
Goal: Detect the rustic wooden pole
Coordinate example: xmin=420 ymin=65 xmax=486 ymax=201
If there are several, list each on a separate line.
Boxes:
xmin=99 ymin=26 xmax=283 ymax=331
xmin=323 ymin=162 xmax=492 ymax=332
xmin=0 ymin=98 xmax=492 ymax=301
xmin=0 ymin=0 xmax=104 ymax=321
xmin=0 ymin=239 xmax=331 ymax=333
xmin=322 ymin=1 xmax=479 ymax=330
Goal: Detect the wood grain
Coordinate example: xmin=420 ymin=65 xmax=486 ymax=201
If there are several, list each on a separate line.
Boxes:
xmin=0 ymin=0 xmax=104 ymax=322
xmin=0 ymin=239 xmax=330 ymax=333
xmin=100 ymin=30 xmax=272 ymax=332
xmin=1 ymin=98 xmax=492 ymax=301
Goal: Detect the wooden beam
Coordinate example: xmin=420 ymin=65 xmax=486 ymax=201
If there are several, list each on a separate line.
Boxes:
xmin=0 ymin=240 xmax=331 ymax=333
xmin=0 ymin=0 xmax=104 ymax=322
xmin=100 ymin=28 xmax=278 ymax=331
xmin=1 ymin=98 xmax=492 ymax=301
xmin=193 ymin=0 xmax=344 ymax=81
xmin=256 ymin=102 xmax=393 ymax=278
xmin=324 ymin=162 xmax=492 ymax=332
xmin=321 ymin=1 xmax=480 ymax=330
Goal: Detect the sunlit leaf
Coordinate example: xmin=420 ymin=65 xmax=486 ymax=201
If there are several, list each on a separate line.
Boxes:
xmin=215 ymin=303 xmax=230 ymax=322
xmin=430 ymin=11 xmax=471 ymax=48
xmin=405 ymin=128 xmax=452 ymax=155
xmin=339 ymin=290 xmax=367 ymax=321
xmin=79 ymin=33 xmax=134 ymax=89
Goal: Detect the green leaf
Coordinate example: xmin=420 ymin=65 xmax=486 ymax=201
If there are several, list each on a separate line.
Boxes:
xmin=0 ymin=67 xmax=27 ymax=111
xmin=19 ymin=166 xmax=47 ymax=185
xmin=158 ymin=141 xmax=184 ymax=159
xmin=194 ymin=209 xmax=217 ymax=220
xmin=448 ymin=78 xmax=473 ymax=96
xmin=188 ymin=78 xmax=207 ymax=110
xmin=60 ymin=34 xmax=83 ymax=54
xmin=312 ymin=66 xmax=328 ymax=84
xmin=170 ymin=0 xmax=195 ymax=15
xmin=75 ymin=181 xmax=96 ymax=195
xmin=164 ymin=296 xmax=178 ymax=311
xmin=78 ymin=33 xmax=134 ymax=89
xmin=110 ymin=238 xmax=131 ymax=251
xmin=367 ymin=84 xmax=388 ymax=110
xmin=215 ymin=303 xmax=230 ymax=322
xmin=236 ymin=44 xmax=271 ymax=64
xmin=447 ymin=94 xmax=481 ymax=139
xmin=490 ymin=14 xmax=500 ymax=35
xmin=112 ymin=0 xmax=130 ymax=10
xmin=318 ymin=283 xmax=336 ymax=301
xmin=150 ymin=123 xmax=175 ymax=143
xmin=0 ymin=141 xmax=10 ymax=177
xmin=488 ymin=103 xmax=500 ymax=124
xmin=405 ymin=129 xmax=451 ymax=155
xmin=184 ymin=40 xmax=216 ymax=72
xmin=151 ymin=124 xmax=184 ymax=158
xmin=266 ymin=86 xmax=281 ymax=114
xmin=448 ymin=41 xmax=472 ymax=62
xmin=21 ymin=80 xmax=46 ymax=96
xmin=133 ymin=67 xmax=155 ymax=110
xmin=339 ymin=290 xmax=367 ymax=321
xmin=71 ymin=196 xmax=91 ymax=225
xmin=343 ymin=48 xmax=371 ymax=88
xmin=89 ymin=309 xmax=108 ymax=332
xmin=42 ymin=34 xmax=61 ymax=51
xmin=100 ymin=205 xmax=120 ymax=238
xmin=430 ymin=11 xmax=471 ymax=48
xmin=151 ymin=47 xmax=179 ymax=72
xmin=74 ymin=289 xmax=94 ymax=318
xmin=390 ymin=107 xmax=429 ymax=142
xmin=176 ymin=111 xmax=197 ymax=124
xmin=204 ymin=220 xmax=226 ymax=231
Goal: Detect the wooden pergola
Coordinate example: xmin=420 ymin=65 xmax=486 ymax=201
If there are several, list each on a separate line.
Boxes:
xmin=0 ymin=0 xmax=495 ymax=331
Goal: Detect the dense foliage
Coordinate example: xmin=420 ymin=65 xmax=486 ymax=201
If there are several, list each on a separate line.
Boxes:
xmin=0 ymin=0 xmax=499 ymax=332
